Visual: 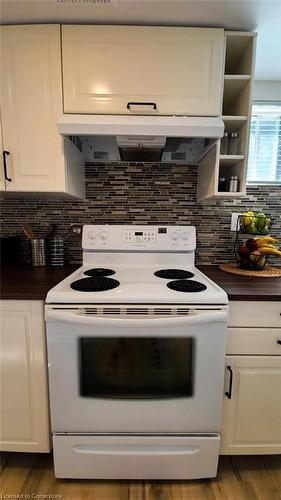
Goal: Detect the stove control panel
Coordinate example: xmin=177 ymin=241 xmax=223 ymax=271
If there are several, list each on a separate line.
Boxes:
xmin=82 ymin=225 xmax=196 ymax=251
xmin=123 ymin=229 xmax=156 ymax=243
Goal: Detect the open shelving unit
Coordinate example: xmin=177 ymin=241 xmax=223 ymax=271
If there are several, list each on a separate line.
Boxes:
xmin=219 ymin=155 xmax=245 ymax=167
xmin=198 ymin=31 xmax=257 ymax=200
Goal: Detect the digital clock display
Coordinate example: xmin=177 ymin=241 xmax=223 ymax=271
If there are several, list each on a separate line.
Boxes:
xmin=135 ymin=232 xmax=143 ymax=236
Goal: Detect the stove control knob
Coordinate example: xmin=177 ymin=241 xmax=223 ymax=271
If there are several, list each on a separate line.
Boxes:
xmin=99 ymin=230 xmax=109 ymax=240
xmin=88 ymin=230 xmax=97 ymax=241
xmin=170 ymin=230 xmax=180 ymax=241
xmin=181 ymin=232 xmax=189 ymax=241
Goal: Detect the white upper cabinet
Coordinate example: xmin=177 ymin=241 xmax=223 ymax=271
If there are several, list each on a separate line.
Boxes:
xmin=62 ymin=26 xmax=224 ymax=116
xmin=1 ymin=25 xmax=84 ymax=196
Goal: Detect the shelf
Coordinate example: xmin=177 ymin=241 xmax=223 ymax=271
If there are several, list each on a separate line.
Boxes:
xmin=219 ymin=155 xmax=244 ymax=167
xmin=223 ymin=77 xmax=250 ymax=100
xmin=224 ymin=75 xmax=251 ymax=80
xmin=223 ymin=77 xmax=251 ymax=115
xmin=225 ymin=33 xmax=256 ymax=75
xmin=197 ymin=32 xmax=256 ymax=202
xmin=215 ymin=191 xmax=246 ymax=197
xmin=238 ymin=232 xmax=270 ymax=237
xmin=222 ymin=115 xmax=248 ymax=132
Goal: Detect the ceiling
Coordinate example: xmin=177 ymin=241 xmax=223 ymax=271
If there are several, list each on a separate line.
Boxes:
xmin=1 ymin=0 xmax=281 ymax=80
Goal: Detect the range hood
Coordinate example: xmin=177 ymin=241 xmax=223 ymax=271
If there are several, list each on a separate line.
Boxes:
xmin=58 ymin=115 xmax=224 ymax=164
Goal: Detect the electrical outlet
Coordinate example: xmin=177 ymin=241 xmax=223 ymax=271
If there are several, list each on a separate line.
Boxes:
xmin=231 ymin=213 xmax=241 ymax=231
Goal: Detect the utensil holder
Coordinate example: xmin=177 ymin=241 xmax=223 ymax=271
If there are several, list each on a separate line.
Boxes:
xmin=49 ymin=236 xmax=65 ymax=266
xmin=30 ymin=238 xmax=46 ymax=267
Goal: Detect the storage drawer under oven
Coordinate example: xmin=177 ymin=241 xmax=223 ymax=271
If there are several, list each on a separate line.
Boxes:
xmin=53 ymin=434 xmax=220 ymax=480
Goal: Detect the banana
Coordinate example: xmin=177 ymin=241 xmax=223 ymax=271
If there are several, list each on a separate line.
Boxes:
xmin=255 ymin=236 xmax=278 ymax=247
xmin=259 ymin=246 xmax=281 ymax=257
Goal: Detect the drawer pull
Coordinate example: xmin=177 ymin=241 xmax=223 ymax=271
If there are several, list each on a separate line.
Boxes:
xmin=127 ymin=102 xmax=157 ymax=111
xmin=225 ymin=365 xmax=233 ymax=399
xmin=3 ymin=150 xmax=12 ymax=182
xmin=277 ymin=340 xmax=281 ymax=345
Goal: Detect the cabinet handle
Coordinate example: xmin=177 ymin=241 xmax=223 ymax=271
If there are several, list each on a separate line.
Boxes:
xmin=225 ymin=365 xmax=233 ymax=399
xmin=127 ymin=102 xmax=157 ymax=111
xmin=277 ymin=340 xmax=281 ymax=345
xmin=3 ymin=150 xmax=12 ymax=182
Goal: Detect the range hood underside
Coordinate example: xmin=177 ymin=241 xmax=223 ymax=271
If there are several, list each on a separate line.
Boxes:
xmin=59 ymin=115 xmax=224 ymax=164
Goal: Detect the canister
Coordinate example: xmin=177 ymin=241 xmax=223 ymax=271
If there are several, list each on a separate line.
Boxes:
xmin=30 ymin=238 xmax=46 ymax=267
xmin=228 ymin=176 xmax=239 ymax=192
xmin=49 ymin=236 xmax=65 ymax=266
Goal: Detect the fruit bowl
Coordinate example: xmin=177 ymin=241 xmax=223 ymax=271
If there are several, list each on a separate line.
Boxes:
xmin=236 ymin=252 xmax=268 ymax=271
xmin=239 ymin=212 xmax=272 ymax=235
xmin=235 ymin=236 xmax=281 ymax=271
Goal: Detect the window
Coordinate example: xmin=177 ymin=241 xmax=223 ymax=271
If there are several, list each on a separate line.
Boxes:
xmin=247 ymin=102 xmax=281 ymax=184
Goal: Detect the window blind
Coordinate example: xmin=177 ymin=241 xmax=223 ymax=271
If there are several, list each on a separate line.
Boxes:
xmin=247 ymin=102 xmax=281 ymax=183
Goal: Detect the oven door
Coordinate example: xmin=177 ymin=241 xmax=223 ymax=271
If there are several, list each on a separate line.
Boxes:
xmin=46 ymin=306 xmax=227 ymax=433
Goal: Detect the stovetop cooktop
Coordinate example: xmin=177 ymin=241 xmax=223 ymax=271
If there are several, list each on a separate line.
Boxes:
xmin=46 ymin=264 xmax=228 ymax=304
xmin=69 ymin=268 xmax=208 ymax=294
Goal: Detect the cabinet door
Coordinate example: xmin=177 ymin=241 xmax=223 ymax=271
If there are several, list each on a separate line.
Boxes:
xmin=1 ymin=25 xmax=66 ymax=192
xmin=62 ymin=26 xmax=224 ymax=116
xmin=0 ymin=301 xmax=50 ymax=452
xmin=221 ymin=356 xmax=281 ymax=455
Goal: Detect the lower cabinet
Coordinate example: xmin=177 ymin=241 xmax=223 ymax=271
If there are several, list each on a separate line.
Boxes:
xmin=0 ymin=300 xmax=50 ymax=452
xmin=221 ymin=355 xmax=281 ymax=454
xmin=221 ymin=301 xmax=281 ymax=455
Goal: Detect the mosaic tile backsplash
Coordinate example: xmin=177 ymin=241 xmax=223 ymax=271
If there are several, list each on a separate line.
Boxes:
xmin=0 ymin=163 xmax=280 ymax=266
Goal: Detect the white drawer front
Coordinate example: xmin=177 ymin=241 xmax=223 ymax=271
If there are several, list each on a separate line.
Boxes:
xmin=226 ymin=328 xmax=281 ymax=355
xmin=229 ymin=301 xmax=281 ymax=328
xmin=53 ymin=434 xmax=220 ymax=479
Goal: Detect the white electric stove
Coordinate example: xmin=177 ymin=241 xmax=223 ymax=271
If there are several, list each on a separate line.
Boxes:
xmin=45 ymin=225 xmax=228 ymax=480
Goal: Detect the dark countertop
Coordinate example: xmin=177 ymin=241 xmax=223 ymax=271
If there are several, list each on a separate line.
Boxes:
xmin=0 ymin=264 xmax=79 ymax=300
xmin=199 ymin=265 xmax=281 ymax=301
xmin=0 ymin=264 xmax=280 ymax=301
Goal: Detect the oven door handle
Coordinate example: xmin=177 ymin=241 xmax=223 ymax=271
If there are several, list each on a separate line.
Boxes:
xmin=45 ymin=308 xmax=227 ymax=326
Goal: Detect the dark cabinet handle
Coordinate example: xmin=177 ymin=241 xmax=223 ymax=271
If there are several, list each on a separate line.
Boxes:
xmin=225 ymin=365 xmax=233 ymax=399
xmin=127 ymin=102 xmax=157 ymax=111
xmin=3 ymin=150 xmax=11 ymax=182
xmin=277 ymin=340 xmax=281 ymax=345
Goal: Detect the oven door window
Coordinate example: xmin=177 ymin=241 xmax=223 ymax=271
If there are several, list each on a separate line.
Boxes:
xmin=79 ymin=337 xmax=194 ymax=399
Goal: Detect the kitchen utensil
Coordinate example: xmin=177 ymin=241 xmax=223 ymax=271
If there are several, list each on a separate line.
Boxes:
xmin=22 ymin=224 xmax=35 ymax=240
xmin=30 ymin=238 xmax=46 ymax=267
xmin=49 ymin=236 xmax=65 ymax=266
xmin=45 ymin=224 xmax=55 ymax=239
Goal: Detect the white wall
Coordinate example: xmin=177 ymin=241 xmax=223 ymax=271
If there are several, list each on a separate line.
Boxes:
xmin=253 ymin=80 xmax=281 ymax=101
